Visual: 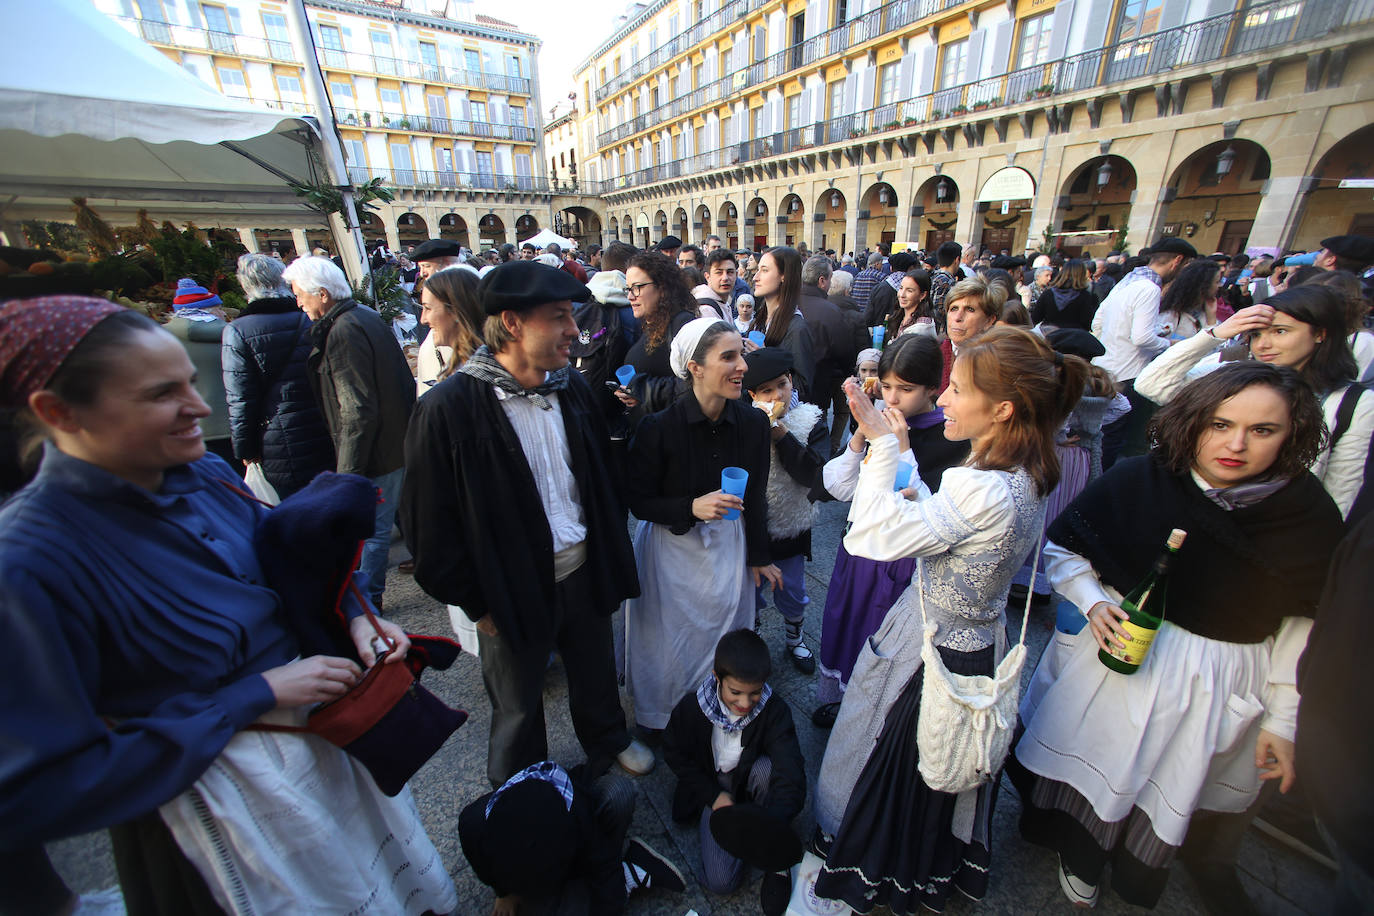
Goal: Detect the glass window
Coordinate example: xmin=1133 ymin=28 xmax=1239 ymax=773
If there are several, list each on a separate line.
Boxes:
xmin=275 ymin=74 xmax=302 ymax=97
xmin=379 ymin=87 xmax=402 ymax=107
xmin=437 ymin=147 xmax=454 ymax=172
xmin=827 ymin=79 xmax=844 ymax=118
xmin=390 ymin=142 xmax=413 ymax=174
xmin=878 ymin=61 xmax=900 ymax=104
xmin=753 ymin=25 xmax=766 ymax=59
xmin=470 ymin=101 xmax=487 ymax=121
xmin=419 ymin=42 xmax=439 ymax=66
xmin=649 ymin=28 xmax=659 ymax=51
xmin=201 ymin=4 xmax=229 ymax=33
xmin=694 ymin=63 xmax=704 ymax=88
xmin=370 ymin=31 xmax=393 ymax=57
xmin=509 ymin=106 xmax=526 ymax=126
xmin=465 ymin=48 xmax=481 ymax=72
xmin=262 ymin=12 xmax=288 ymax=41
xmin=940 ymin=38 xmax=969 ymax=88
xmin=1117 ymin=0 xmax=1165 ymax=40
xmin=1017 ymin=11 xmax=1053 ymax=69
xmin=721 ymin=114 xmax=733 ymax=146
xmin=344 ymin=139 xmax=366 ymax=164
xmin=787 ymin=93 xmax=801 ymax=129
xmin=329 ymin=78 xmax=354 ymax=102
xmin=833 ymin=0 xmax=848 ymax=27
xmin=319 ymin=24 xmax=343 ymax=49
xmin=217 ymin=66 xmax=248 ymax=95
xmin=507 ymin=55 xmax=522 ymax=77
xmin=669 ymin=14 xmax=679 ymax=36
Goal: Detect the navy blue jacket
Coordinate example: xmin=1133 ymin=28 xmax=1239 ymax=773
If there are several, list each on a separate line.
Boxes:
xmin=222 ymin=297 xmax=334 ymax=498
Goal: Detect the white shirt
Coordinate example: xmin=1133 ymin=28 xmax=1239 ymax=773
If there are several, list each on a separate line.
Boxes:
xmin=711 ymin=713 xmax=745 ymax=773
xmin=1091 ymin=272 xmax=1169 ymax=382
xmin=492 ymin=386 xmax=587 ymax=554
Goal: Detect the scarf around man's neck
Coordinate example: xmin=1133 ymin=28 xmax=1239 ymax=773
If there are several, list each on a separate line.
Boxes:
xmin=459 ymin=344 xmax=568 ymax=410
xmin=697 ymin=674 xmax=771 ymax=733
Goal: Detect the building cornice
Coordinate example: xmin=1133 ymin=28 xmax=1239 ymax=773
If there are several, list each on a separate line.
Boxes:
xmin=306 ymin=0 xmax=541 ymax=47
xmin=575 ymin=0 xmax=673 ymax=76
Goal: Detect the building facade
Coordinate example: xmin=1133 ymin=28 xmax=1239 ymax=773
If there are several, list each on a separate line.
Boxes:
xmin=96 ymin=0 xmax=558 ymax=257
xmin=573 ymin=0 xmax=1374 ymax=258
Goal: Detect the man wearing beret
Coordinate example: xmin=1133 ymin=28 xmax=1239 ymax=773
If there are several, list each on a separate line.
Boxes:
xmin=411 ymin=238 xmax=465 ymax=281
xmin=1091 ymin=236 xmax=1197 ymax=466
xmin=1317 ymin=235 xmax=1374 ymax=276
xmin=400 ymin=261 xmax=654 ymax=786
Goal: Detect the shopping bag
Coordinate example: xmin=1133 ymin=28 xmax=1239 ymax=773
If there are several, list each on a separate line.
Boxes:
xmin=243 ymin=462 xmax=280 ymax=505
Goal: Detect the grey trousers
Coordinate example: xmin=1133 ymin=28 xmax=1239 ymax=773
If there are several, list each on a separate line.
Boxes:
xmin=698 ymin=756 xmax=774 ymax=894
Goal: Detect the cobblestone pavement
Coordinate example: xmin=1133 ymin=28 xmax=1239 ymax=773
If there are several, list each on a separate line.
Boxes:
xmin=49 ymin=499 xmax=1334 ymax=915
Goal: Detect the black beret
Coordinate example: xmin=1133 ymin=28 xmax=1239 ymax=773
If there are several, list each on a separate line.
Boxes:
xmin=742 ymin=346 xmax=794 ymax=391
xmin=478 ymin=261 xmax=590 ymax=315
xmin=411 ymin=238 xmax=464 ymax=262
xmin=656 ymin=235 xmax=683 ymax=251
xmin=1045 ymin=327 xmax=1106 ymax=360
xmin=1321 ymin=235 xmax=1374 ymax=265
xmin=990 ymin=255 xmax=1025 ymax=270
xmin=476 ymin=780 xmax=578 ymax=895
xmin=1150 ymin=237 xmax=1199 ymax=258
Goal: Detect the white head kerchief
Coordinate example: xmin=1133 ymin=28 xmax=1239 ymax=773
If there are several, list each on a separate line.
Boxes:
xmin=670 ymin=316 xmax=730 ymax=379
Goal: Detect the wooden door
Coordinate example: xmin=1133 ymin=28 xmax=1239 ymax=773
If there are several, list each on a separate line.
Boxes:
xmin=1217 ymin=219 xmax=1253 ymax=255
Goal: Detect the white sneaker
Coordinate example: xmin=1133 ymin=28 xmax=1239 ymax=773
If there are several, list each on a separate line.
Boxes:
xmin=1058 ymin=854 xmax=1099 ymax=908
xmin=616 ymin=737 xmax=655 ymax=775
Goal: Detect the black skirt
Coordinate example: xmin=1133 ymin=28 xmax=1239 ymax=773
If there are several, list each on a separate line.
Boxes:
xmin=815 ymin=643 xmax=998 ymax=915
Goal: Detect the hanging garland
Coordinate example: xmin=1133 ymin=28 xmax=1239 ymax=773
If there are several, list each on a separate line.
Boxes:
xmin=927 ymin=216 xmax=957 ymax=230
xmin=984 ymin=213 xmax=1023 ymax=229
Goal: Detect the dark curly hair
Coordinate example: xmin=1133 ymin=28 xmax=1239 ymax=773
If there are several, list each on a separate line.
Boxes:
xmin=627 ymin=250 xmax=695 ymax=353
xmin=1160 ymin=258 xmax=1221 ymax=328
xmin=1148 ymin=362 xmax=1326 ymax=479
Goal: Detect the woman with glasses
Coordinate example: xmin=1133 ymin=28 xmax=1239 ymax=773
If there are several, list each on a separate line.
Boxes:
xmin=615 ymin=251 xmax=699 ymax=428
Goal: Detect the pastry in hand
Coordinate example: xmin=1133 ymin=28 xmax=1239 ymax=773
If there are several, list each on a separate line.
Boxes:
xmin=862 ymin=376 xmax=880 ymax=398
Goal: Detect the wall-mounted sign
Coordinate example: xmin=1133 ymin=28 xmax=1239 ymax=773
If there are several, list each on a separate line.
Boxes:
xmin=977 ymin=166 xmax=1035 ymax=202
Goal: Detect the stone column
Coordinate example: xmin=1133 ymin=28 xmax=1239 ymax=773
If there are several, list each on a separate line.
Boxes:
xmin=1248 ymin=175 xmax=1317 ymax=253
xmin=237 ymin=228 xmax=259 ymax=252
xmin=290 ymin=229 xmax=310 ymax=257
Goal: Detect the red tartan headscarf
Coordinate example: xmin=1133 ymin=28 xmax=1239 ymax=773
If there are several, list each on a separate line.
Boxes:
xmin=0 ymin=296 xmax=125 ymax=407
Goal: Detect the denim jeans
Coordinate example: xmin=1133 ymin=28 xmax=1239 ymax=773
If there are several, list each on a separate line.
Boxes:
xmin=359 ymin=468 xmax=404 ymax=605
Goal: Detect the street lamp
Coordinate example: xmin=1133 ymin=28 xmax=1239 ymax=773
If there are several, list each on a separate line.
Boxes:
xmin=830 ymin=190 xmax=840 ymax=208
xmin=1096 ymin=159 xmax=1112 ymax=188
xmin=755 ymin=200 xmax=765 ymax=216
xmin=879 ymin=186 xmax=890 ymax=205
xmin=936 ymin=178 xmax=951 ymax=203
xmin=1216 ymin=145 xmax=1237 ymax=177
xmin=789 ymin=198 xmax=799 ymax=212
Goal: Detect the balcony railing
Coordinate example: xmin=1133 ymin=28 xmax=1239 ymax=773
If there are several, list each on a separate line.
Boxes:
xmin=596 ymin=0 xmax=968 ymax=149
xmin=334 ymin=108 xmax=535 ymax=141
xmin=115 ymin=15 xmax=298 ymax=60
xmin=346 ymin=167 xmax=563 ymax=193
xmin=112 ymin=14 xmax=531 ymax=95
xmin=599 ymin=0 xmax=1369 ymax=193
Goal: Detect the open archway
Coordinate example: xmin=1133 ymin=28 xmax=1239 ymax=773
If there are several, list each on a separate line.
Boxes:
xmin=718 ymin=200 xmax=740 ymax=250
xmin=634 ymin=211 xmax=651 ymax=248
xmin=478 ymin=213 xmax=506 ymax=250
xmin=1160 ymin=139 xmax=1272 ymax=255
xmin=860 ymin=182 xmax=899 ymax=251
xmin=817 ymin=188 xmax=847 ymax=255
xmin=1296 ymin=124 xmax=1374 ymax=249
xmin=779 ymin=194 xmax=805 ymax=247
xmin=396 ymin=212 xmax=429 ymax=248
xmin=515 ymin=214 xmax=540 ymax=243
xmin=607 ymin=216 xmax=620 ymax=241
xmin=913 ymin=175 xmax=959 ymax=252
xmin=746 ymin=198 xmax=769 ymax=251
xmin=1054 ymin=156 xmax=1137 ymax=256
xmin=674 ymin=207 xmax=689 ymax=242
xmin=556 ymin=206 xmax=602 ymax=249
xmin=439 ymin=213 xmax=469 ymax=249
xmin=655 ymin=209 xmax=669 ymax=241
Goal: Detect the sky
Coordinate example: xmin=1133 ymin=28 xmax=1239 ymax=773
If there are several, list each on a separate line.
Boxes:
xmin=499 ymin=0 xmax=631 ymax=118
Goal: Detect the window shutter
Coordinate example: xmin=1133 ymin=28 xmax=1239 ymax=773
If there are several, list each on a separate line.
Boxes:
xmin=916 ymin=44 xmax=937 ymax=95
xmin=965 ymin=29 xmax=986 ymax=82
xmin=988 ymin=20 xmax=1014 ymax=76
xmin=1048 ymin=0 xmax=1078 ymax=59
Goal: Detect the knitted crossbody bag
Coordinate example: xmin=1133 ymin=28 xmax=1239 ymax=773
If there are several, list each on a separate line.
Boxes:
xmin=914 ymin=529 xmax=1043 ymax=795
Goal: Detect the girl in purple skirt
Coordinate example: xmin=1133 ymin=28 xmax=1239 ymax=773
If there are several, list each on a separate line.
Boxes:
xmin=812 ymin=335 xmax=969 ymax=727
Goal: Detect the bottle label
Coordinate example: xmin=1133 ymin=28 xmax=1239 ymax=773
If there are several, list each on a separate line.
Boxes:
xmin=1105 ymin=620 xmax=1159 ymax=667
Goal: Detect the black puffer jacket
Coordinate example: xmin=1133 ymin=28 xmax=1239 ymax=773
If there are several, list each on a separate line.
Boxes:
xmin=221 ymin=297 xmax=334 ymax=498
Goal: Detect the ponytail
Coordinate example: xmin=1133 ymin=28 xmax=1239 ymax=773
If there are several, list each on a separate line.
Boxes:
xmin=956 ymin=326 xmax=1087 ymax=495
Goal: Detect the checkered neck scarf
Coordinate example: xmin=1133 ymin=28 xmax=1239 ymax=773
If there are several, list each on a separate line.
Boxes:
xmin=459 ymin=345 xmax=568 ymax=410
xmin=696 ymin=674 xmax=771 ymax=734
xmin=1125 ymin=265 xmax=1163 ymax=289
xmin=485 ymin=760 xmax=574 ymax=818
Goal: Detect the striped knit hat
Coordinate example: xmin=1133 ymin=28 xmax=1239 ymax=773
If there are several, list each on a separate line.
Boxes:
xmin=171 ymin=277 xmax=221 ymax=310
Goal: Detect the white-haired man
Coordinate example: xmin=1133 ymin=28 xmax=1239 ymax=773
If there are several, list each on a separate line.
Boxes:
xmin=282 ymin=256 xmax=416 ymax=608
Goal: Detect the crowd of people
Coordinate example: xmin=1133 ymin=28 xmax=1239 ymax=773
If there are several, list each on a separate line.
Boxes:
xmin=2 ymin=225 xmax=1372 ymax=916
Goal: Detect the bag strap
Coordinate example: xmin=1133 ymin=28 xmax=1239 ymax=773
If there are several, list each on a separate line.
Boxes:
xmin=917 ymin=515 xmax=1045 ymax=650
xmin=1328 ymin=382 xmax=1369 ymax=454
xmin=258 ymin=314 xmax=309 ymax=408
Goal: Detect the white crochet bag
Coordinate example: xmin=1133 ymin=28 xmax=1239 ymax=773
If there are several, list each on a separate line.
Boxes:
xmin=914 ymin=533 xmax=1042 ymax=795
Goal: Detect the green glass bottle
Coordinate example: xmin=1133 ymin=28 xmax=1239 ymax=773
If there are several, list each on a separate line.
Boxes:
xmin=1099 ymin=528 xmax=1187 ymax=675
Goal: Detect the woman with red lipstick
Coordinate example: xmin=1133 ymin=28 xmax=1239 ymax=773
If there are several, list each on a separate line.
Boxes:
xmin=0 ymin=298 xmax=455 ymax=914
xmin=623 ymin=317 xmax=783 ymax=735
xmin=1012 ymin=362 xmax=1344 ymax=909
xmin=1136 ymin=284 xmax=1373 ymax=517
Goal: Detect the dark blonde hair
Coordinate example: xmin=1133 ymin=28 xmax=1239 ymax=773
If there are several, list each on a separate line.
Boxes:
xmin=946 ymin=275 xmax=1006 ymax=323
xmin=954 ymin=326 xmax=1089 ymax=494
xmin=422 ymin=269 xmax=484 ymax=376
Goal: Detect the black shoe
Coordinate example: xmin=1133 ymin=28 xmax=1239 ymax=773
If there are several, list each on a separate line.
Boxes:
xmin=624 ymin=838 xmax=686 ymax=893
xmin=811 ymin=701 xmax=840 ymax=729
xmin=761 ymin=869 xmax=792 ymax=916
xmin=788 ymin=642 xmax=816 ymax=675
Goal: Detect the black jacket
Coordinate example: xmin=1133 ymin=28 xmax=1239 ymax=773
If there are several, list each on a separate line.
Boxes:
xmin=662 ymin=690 xmax=806 ymax=825
xmin=307 ymin=299 xmax=414 ymax=477
xmin=799 ymin=285 xmax=859 ymax=402
xmin=1033 ymin=286 xmax=1099 ymax=330
xmin=628 ymin=393 xmax=772 ymax=567
xmin=459 ymin=763 xmax=625 ymax=914
xmin=221 ymin=296 xmax=334 ymax=497
xmin=863 ymin=277 xmax=899 ymax=329
xmin=624 ymin=308 xmax=695 ymax=428
xmin=400 ymin=369 xmax=639 ymax=655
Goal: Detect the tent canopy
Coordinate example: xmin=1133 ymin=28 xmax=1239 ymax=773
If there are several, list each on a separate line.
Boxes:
xmin=0 ymin=0 xmax=323 ymax=229
xmin=521 ymin=228 xmax=576 ymax=251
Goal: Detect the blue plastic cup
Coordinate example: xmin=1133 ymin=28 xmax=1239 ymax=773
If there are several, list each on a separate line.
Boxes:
xmin=893 ymin=463 xmax=914 ymax=491
xmin=720 ymin=466 xmax=748 ymax=520
xmin=615 ymin=365 xmax=636 ymax=388
xmin=747 ymin=331 xmax=766 ymax=347
xmin=871 ymin=325 xmax=886 ymax=349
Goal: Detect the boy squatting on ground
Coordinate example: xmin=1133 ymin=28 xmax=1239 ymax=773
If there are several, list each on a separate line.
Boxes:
xmin=662 ymin=629 xmax=808 ymax=916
